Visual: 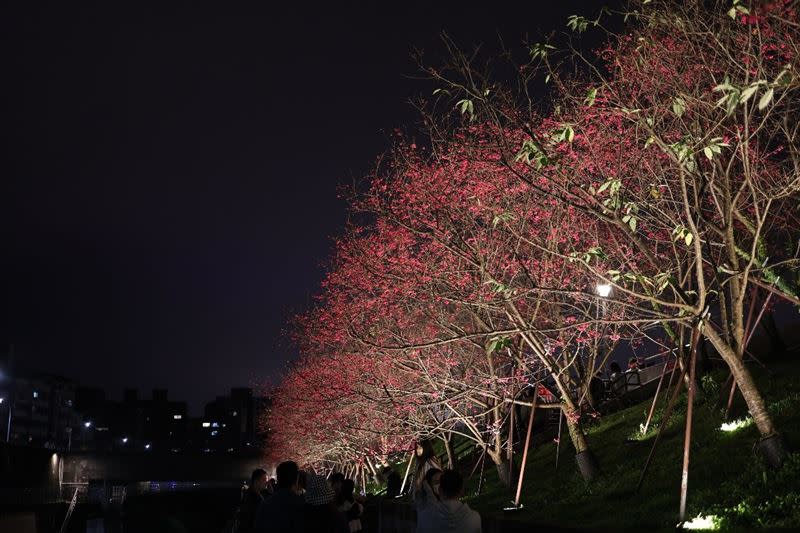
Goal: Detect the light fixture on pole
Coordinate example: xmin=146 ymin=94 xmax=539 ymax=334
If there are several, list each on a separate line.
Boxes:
xmin=595 ymin=283 xmax=613 ymax=298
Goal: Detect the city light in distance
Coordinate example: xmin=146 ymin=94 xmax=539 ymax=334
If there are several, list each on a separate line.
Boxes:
xmin=84 ymin=421 xmax=92 ymax=428
xmin=145 ymin=443 xmax=151 ymax=450
xmin=173 ymin=414 xmax=182 ymax=419
xmin=122 ymin=437 xmax=128 ymax=443
xmin=202 ymin=422 xmax=211 ymax=428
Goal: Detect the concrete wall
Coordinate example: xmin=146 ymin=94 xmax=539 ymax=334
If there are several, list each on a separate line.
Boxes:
xmin=61 ymin=450 xmax=270 ymax=484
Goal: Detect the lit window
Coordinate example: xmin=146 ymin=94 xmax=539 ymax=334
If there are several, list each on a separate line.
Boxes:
xmin=202 ymin=422 xmax=211 ymax=428
xmin=33 ymin=391 xmax=39 ymax=399
xmin=173 ymin=414 xmax=182 ymax=420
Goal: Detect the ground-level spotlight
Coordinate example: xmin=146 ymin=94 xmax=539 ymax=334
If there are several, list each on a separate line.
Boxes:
xmin=720 ymin=418 xmax=752 ymax=432
xmin=680 ymin=514 xmax=720 ymax=530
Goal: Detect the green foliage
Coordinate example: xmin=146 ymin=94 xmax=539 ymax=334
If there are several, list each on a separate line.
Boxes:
xmin=566 ymin=15 xmax=590 ymax=33
xmin=514 ymin=139 xmax=549 ymax=169
xmin=529 ymin=42 xmax=555 ymax=61
xmin=584 ymin=87 xmax=597 ymax=107
xmin=456 ymin=99 xmax=475 ymax=120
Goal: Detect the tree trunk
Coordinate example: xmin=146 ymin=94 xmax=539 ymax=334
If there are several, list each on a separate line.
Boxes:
xmin=705 ymin=326 xmax=781 ymax=441
xmin=488 ymin=450 xmax=512 ymax=487
xmin=563 ymin=408 xmax=600 ymax=481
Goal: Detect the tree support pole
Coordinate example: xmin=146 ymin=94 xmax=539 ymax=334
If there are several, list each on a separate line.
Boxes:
xmin=555 ymin=409 xmax=563 ymax=472
xmin=399 ymin=450 xmax=414 ymax=496
xmin=642 ymin=352 xmax=674 ymax=435
xmin=636 ymin=351 xmax=690 ymax=492
xmin=679 ymin=327 xmax=700 ymax=522
xmin=514 ymin=392 xmax=538 ymax=507
xmin=507 ymin=398 xmax=515 ymax=486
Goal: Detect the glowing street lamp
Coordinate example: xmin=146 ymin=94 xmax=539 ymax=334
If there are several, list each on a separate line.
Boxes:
xmin=595 ymin=283 xmax=613 ymax=298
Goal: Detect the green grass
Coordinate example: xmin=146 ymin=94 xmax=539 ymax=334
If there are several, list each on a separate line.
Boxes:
xmin=451 ymin=359 xmax=800 ymax=530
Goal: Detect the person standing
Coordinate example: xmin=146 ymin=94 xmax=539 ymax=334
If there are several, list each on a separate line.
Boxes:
xmin=238 ymin=468 xmax=267 ymax=532
xmin=416 ymin=470 xmax=481 ymax=533
xmin=254 ymin=461 xmax=305 ymax=533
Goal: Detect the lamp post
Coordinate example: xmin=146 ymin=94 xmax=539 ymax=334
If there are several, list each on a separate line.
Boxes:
xmin=595 ymin=283 xmax=612 ymax=298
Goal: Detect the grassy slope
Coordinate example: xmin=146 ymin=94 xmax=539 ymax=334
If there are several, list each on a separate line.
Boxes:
xmin=456 ymin=357 xmax=800 ymax=530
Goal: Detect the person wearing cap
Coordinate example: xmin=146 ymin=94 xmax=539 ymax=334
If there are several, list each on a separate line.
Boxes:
xmin=303 ymin=473 xmax=349 ymax=533
xmin=254 ymin=461 xmax=305 ymax=533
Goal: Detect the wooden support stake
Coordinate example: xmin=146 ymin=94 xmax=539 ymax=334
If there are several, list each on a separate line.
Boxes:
xmin=679 ymin=327 xmax=700 ymax=522
xmin=507 ymin=398 xmax=515 ymax=486
xmin=514 ymin=392 xmax=538 ymax=507
xmin=636 ymin=352 xmax=690 ymax=492
xmin=555 ymin=409 xmax=563 ymax=472
xmin=476 ymin=447 xmax=487 ymax=496
xmin=399 ymin=450 xmax=414 ymax=496
xmin=642 ymin=353 xmax=672 ymax=435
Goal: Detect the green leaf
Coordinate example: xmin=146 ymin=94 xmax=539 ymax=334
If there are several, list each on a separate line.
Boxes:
xmin=703 ymin=146 xmax=714 ymax=160
xmin=758 ymin=88 xmax=774 ymax=110
xmin=585 ymin=88 xmax=597 ymax=107
xmin=629 ymin=218 xmax=637 ymax=232
xmin=740 ymin=84 xmax=758 ymax=103
xmin=685 ymin=232 xmax=694 ymax=246
xmin=672 ymin=97 xmax=686 ymax=118
xmin=727 ymin=6 xmax=737 ymax=18
xmin=644 ymin=136 xmax=655 ymax=149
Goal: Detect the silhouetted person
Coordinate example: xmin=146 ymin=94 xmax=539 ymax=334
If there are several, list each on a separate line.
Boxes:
xmin=416 ymin=469 xmax=481 ymax=533
xmin=384 ymin=466 xmax=401 ymax=498
xmin=609 ymin=361 xmax=626 ymax=397
xmin=303 ymin=474 xmax=349 ymax=533
xmin=254 ymin=461 xmax=305 ymax=533
xmin=414 ymin=468 xmax=442 ymax=515
xmin=238 ymin=468 xmax=267 ymax=532
xmin=413 ymin=440 xmax=442 ymax=494
xmin=338 ymin=479 xmax=363 ymax=532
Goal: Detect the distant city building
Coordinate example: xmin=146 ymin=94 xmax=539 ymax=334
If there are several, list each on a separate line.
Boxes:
xmin=0 ymin=371 xmax=81 ymax=449
xmin=201 ymin=388 xmax=262 ymax=452
xmin=1 ymin=358 xmax=266 ymax=455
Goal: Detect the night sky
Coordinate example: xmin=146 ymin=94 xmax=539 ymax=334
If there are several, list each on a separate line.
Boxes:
xmin=2 ymin=1 xmax=615 ymax=413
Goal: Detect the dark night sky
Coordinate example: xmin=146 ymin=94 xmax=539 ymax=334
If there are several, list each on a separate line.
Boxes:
xmin=2 ymin=1 xmax=614 ymax=414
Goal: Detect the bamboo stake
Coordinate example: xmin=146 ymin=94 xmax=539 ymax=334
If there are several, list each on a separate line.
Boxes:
xmin=555 ymin=409 xmax=563 ymax=472
xmin=635 ymin=352 xmax=690 ymax=492
xmin=361 ymin=465 xmax=367 ymax=496
xmin=399 ymin=450 xmax=414 ymax=496
xmin=642 ymin=352 xmax=672 ymax=435
xmin=514 ymin=392 xmax=538 ymax=507
xmin=476 ymin=447 xmax=487 ymax=496
xmin=507 ymin=398 xmax=515 ymax=486
xmin=679 ymin=327 xmax=700 ymax=522
xmin=469 ymin=446 xmax=487 ymax=479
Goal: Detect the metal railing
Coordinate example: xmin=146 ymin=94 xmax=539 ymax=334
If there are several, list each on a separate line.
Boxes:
xmin=59 ymin=487 xmax=79 ymax=533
